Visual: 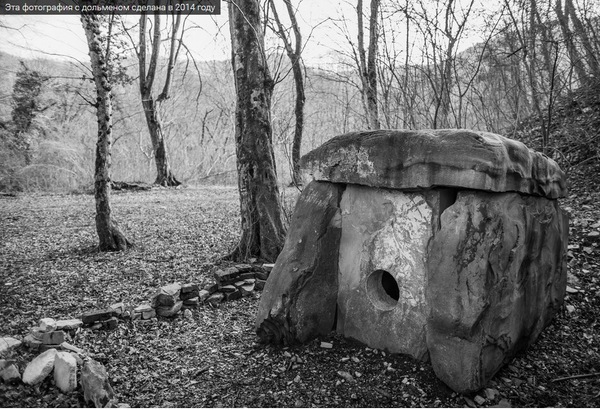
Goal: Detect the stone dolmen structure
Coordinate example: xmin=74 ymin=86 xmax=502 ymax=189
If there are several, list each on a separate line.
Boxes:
xmin=256 ymin=129 xmax=568 ymax=393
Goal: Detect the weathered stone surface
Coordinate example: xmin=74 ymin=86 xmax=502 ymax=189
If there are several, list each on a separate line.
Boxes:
xmin=102 ymin=317 xmax=119 ymax=330
xmin=152 ymin=283 xmax=182 ymax=307
xmin=336 ymin=185 xmax=435 ymax=360
xmin=206 ymin=292 xmax=224 ymax=305
xmin=30 ymin=327 xmax=45 ymax=340
xmin=219 ymin=285 xmax=238 ymax=293
xmin=214 ymin=268 xmax=241 ymax=285
xmin=225 ymin=289 xmax=242 ymax=302
xmin=198 ymin=290 xmax=211 ymax=302
xmin=204 ymin=283 xmax=219 ymax=293
xmin=426 ymin=191 xmax=568 ymax=392
xmin=42 ymin=330 xmax=65 ymax=346
xmin=61 ymin=341 xmax=85 ymax=355
xmin=156 ymin=301 xmax=183 ymax=317
xmin=54 ymin=351 xmax=77 ymax=393
xmin=239 ymin=272 xmax=257 ymax=280
xmin=240 ymin=283 xmax=255 ymax=296
xmin=0 ymin=337 xmax=21 ymax=355
xmin=0 ymin=362 xmax=20 ymax=383
xmin=23 ymin=335 xmax=42 ymax=350
xmin=183 ymin=297 xmax=199 ymax=306
xmin=39 ymin=318 xmax=57 ymax=332
xmin=181 ymin=283 xmax=199 ymax=293
xmin=301 ymin=129 xmax=567 ymax=199
xmin=255 ymin=271 xmax=269 ymax=281
xmin=82 ymin=359 xmax=116 ymax=408
xmin=82 ymin=309 xmax=115 ymax=324
xmin=55 ymin=319 xmax=83 ymax=330
xmin=22 ymin=349 xmax=57 ymax=385
xmin=109 ymin=303 xmax=125 ymax=317
xmin=256 ymin=181 xmax=343 ymax=344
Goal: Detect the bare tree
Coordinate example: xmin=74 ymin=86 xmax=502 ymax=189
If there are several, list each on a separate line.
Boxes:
xmin=131 ymin=5 xmax=183 ymax=186
xmin=268 ymin=0 xmax=305 ymax=186
xmin=81 ymin=12 xmax=133 ymax=251
xmin=227 ymin=0 xmax=287 ymax=262
xmin=356 ymin=0 xmax=381 ymax=129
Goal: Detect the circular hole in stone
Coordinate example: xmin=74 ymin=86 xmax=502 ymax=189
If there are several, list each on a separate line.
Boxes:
xmin=367 ymin=269 xmax=400 ymax=310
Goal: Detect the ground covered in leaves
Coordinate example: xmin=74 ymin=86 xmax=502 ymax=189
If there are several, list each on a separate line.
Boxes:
xmin=1 ymin=177 xmax=599 ymax=407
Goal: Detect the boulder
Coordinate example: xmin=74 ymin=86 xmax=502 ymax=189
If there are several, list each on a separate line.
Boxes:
xmin=256 ymin=181 xmax=344 ymax=344
xmin=54 ymin=351 xmax=77 ymax=393
xmin=152 ymin=283 xmax=181 ymax=307
xmin=301 ymin=129 xmax=566 ymax=199
xmin=82 ymin=359 xmax=116 ymax=408
xmin=22 ymin=348 xmax=57 ymax=385
xmin=426 ymin=191 xmax=568 ymax=392
xmin=0 ymin=337 xmax=21 ymax=355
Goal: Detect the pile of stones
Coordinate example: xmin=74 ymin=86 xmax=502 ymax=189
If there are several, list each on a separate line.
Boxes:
xmin=1 ymin=329 xmax=118 ymax=407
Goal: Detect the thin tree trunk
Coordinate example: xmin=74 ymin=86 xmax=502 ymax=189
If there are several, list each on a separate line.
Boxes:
xmin=228 ymin=0 xmax=286 ymax=262
xmin=138 ymin=9 xmax=181 ymax=187
xmin=356 ymin=0 xmax=380 ymax=130
xmin=269 ymin=0 xmax=305 ymax=186
xmin=81 ymin=12 xmax=133 ymax=252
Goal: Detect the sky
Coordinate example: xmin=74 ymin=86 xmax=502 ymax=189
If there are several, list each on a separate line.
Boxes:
xmin=0 ymin=1 xmax=358 ymax=66
xmin=0 ymin=0 xmax=496 ymax=68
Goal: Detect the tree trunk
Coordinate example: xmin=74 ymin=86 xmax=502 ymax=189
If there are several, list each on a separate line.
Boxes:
xmin=356 ymin=0 xmax=381 ymax=130
xmin=141 ymin=94 xmax=180 ymax=186
xmin=81 ymin=12 xmax=133 ymax=252
xmin=138 ymin=10 xmax=181 ymax=187
xmin=228 ymin=0 xmax=286 ymax=263
xmin=269 ymin=0 xmax=305 ymax=187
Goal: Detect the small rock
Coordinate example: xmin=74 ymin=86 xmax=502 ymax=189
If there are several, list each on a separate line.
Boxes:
xmin=491 ymin=398 xmax=512 ymax=408
xmin=30 ymin=327 xmax=46 ymax=340
xmin=337 ymin=370 xmax=354 ymax=383
xmin=90 ymin=323 xmax=103 ymax=331
xmin=474 ymin=395 xmax=486 ymax=405
xmin=225 ymin=289 xmax=242 ymax=301
xmin=294 ymin=399 xmax=304 ymax=407
xmin=181 ymin=283 xmax=199 ymax=293
xmin=22 ymin=349 xmax=57 ymax=385
xmin=23 ymin=335 xmax=42 ymax=350
xmin=0 ymin=363 xmax=20 ymax=383
xmin=39 ymin=318 xmax=57 ymax=332
xmin=82 ymin=309 xmax=115 ymax=325
xmin=206 ymin=292 xmax=224 ymax=306
xmin=82 ymin=359 xmax=116 ymax=408
xmin=566 ymin=286 xmax=579 ymax=294
xmin=142 ymin=310 xmax=156 ymax=320
xmin=240 ymin=284 xmax=255 ymax=296
xmin=0 ymin=336 xmax=21 ymax=355
xmin=214 ymin=267 xmax=241 ymax=285
xmin=42 ymin=330 xmax=65 ymax=345
xmin=152 ymin=283 xmax=182 ymax=307
xmin=463 ymin=397 xmax=476 ymax=408
xmin=156 ymin=301 xmax=183 ymax=317
xmin=320 ymin=342 xmax=333 ymax=349
xmin=204 ymin=283 xmax=219 ymax=293
xmin=55 ymin=319 xmax=83 ymax=330
xmin=484 ymin=388 xmax=498 ymax=400
xmin=234 ymin=280 xmax=247 ymax=288
xmin=255 ymin=279 xmax=267 ymax=291
xmin=54 ymin=351 xmax=77 ymax=393
xmin=198 ymin=290 xmax=211 ymax=302
xmin=255 ymin=271 xmax=269 ymax=281
xmin=219 ymin=285 xmax=238 ymax=293
xmin=262 ymin=263 xmax=275 ymax=272
xmin=239 ymin=272 xmax=256 ymax=280
xmin=102 ymin=317 xmax=119 ymax=330
xmin=109 ymin=303 xmax=125 ymax=317
xmin=566 ymin=305 xmax=576 ymax=314
xmin=183 ymin=297 xmax=199 ymax=306
xmin=183 ymin=309 xmax=193 ymax=319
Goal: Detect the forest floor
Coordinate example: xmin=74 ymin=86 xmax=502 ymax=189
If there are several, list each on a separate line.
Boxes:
xmin=1 ymin=167 xmax=599 ymax=408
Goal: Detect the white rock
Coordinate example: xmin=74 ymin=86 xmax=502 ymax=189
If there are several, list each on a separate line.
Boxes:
xmin=54 ymin=351 xmax=77 ymax=393
xmin=0 ymin=363 xmax=21 ymax=382
xmin=39 ymin=318 xmax=57 ymax=332
xmin=55 ymin=319 xmax=83 ymax=330
xmin=0 ymin=337 xmax=21 ymax=355
xmin=22 ymin=349 xmax=57 ymax=385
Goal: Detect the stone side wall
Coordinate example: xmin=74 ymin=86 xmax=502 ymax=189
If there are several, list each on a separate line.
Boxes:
xmin=426 ymin=191 xmax=568 ymax=392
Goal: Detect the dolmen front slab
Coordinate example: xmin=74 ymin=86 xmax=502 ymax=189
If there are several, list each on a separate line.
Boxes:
xmin=256 ymin=129 xmax=568 ymax=393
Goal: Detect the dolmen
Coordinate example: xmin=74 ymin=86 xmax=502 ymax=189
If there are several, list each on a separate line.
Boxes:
xmin=256 ymin=129 xmax=568 ymax=393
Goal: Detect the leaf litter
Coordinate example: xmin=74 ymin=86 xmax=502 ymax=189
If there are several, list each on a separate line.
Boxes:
xmin=0 ymin=180 xmax=599 ymax=407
